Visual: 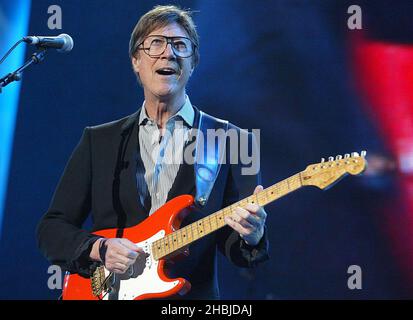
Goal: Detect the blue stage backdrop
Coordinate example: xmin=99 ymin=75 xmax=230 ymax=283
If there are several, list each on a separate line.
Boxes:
xmin=0 ymin=0 xmax=31 ymax=237
xmin=0 ymin=0 xmax=412 ymax=299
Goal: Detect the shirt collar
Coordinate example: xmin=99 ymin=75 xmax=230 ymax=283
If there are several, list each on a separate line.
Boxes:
xmin=139 ymin=95 xmax=195 ymax=128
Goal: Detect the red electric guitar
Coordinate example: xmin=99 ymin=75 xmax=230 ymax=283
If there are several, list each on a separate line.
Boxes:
xmin=62 ymin=151 xmax=367 ymax=300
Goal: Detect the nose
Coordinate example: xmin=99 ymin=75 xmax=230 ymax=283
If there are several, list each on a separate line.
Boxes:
xmin=160 ymin=42 xmax=176 ymax=59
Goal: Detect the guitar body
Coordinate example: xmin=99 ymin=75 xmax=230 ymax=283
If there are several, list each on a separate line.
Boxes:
xmin=62 ymin=195 xmax=194 ymax=300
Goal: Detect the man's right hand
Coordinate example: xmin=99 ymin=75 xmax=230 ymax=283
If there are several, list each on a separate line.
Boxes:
xmin=90 ymin=238 xmax=143 ymax=274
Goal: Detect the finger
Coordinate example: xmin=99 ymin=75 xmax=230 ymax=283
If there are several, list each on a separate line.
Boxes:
xmin=112 ymin=267 xmax=127 ymax=275
xmin=114 ymin=262 xmax=129 ymax=273
xmin=116 ymin=243 xmax=140 ymax=259
xmin=244 ymin=203 xmax=267 ymax=220
xmin=106 ymin=262 xmax=128 ymax=274
xmin=235 ymin=207 xmax=261 ymax=226
xmin=254 ymin=185 xmax=264 ymax=194
xmin=231 ymin=214 xmax=256 ymax=229
xmin=225 ymin=216 xmax=251 ymax=236
xmin=255 ymin=207 xmax=267 ymax=220
xmin=112 ymin=242 xmax=139 ymax=259
xmin=244 ymin=203 xmax=260 ymax=214
xmin=112 ymin=253 xmax=135 ymax=266
xmin=119 ymin=238 xmax=143 ymax=252
xmin=251 ymin=185 xmax=266 ymax=218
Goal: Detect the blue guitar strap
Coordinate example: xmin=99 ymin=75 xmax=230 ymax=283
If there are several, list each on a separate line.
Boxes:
xmin=194 ymin=111 xmax=229 ymax=207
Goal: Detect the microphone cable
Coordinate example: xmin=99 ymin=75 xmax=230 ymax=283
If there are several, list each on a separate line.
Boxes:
xmin=0 ymin=39 xmax=24 ymax=65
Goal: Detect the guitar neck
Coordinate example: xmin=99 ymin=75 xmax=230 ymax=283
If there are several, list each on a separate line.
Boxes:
xmin=152 ymin=172 xmax=304 ymax=260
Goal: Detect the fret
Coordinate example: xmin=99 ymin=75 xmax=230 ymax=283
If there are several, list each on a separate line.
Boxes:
xmin=195 ymin=221 xmax=201 ymax=237
xmin=223 ymin=207 xmax=232 ymax=218
xmin=161 ymin=237 xmax=167 ymax=255
xmin=178 ymin=228 xmax=183 ymax=246
xmin=168 ymin=234 xmax=174 ymax=253
xmin=183 ymin=230 xmax=188 ymax=245
xmin=197 ymin=220 xmax=204 ymax=237
xmin=153 ymin=241 xmax=159 ymax=260
xmin=185 ymin=226 xmax=191 ymax=243
xmin=263 ymin=190 xmax=270 ymax=203
xmin=207 ymin=217 xmax=216 ymax=233
xmin=189 ymin=222 xmax=195 ymax=241
xmin=192 ymin=224 xmax=200 ymax=239
xmin=183 ymin=226 xmax=189 ymax=244
xmin=167 ymin=234 xmax=173 ymax=252
xmin=256 ymin=193 xmax=265 ymax=207
xmin=219 ymin=210 xmax=226 ymax=226
xmin=166 ymin=235 xmax=172 ymax=253
xmin=172 ymin=233 xmax=177 ymax=250
xmin=216 ymin=210 xmax=224 ymax=227
xmin=174 ymin=232 xmax=183 ymax=251
xmin=206 ymin=218 xmax=212 ymax=232
xmin=215 ymin=215 xmax=220 ymax=228
xmin=238 ymin=199 xmax=248 ymax=208
xmin=178 ymin=228 xmax=184 ymax=246
xmin=165 ymin=236 xmax=171 ymax=255
xmin=159 ymin=239 xmax=164 ymax=255
xmin=206 ymin=216 xmax=214 ymax=231
xmin=158 ymin=238 xmax=164 ymax=255
xmin=201 ymin=219 xmax=210 ymax=235
xmin=178 ymin=230 xmax=184 ymax=247
xmin=202 ymin=218 xmax=209 ymax=233
xmin=214 ymin=211 xmax=219 ymax=229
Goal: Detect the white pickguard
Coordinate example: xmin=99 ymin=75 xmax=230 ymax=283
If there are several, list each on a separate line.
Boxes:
xmin=101 ymin=230 xmax=179 ymax=300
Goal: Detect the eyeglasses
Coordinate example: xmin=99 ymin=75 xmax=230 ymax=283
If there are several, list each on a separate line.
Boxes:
xmin=137 ymin=35 xmax=195 ymax=58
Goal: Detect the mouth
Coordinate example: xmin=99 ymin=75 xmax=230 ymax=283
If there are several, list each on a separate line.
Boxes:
xmin=155 ymin=67 xmax=178 ymax=76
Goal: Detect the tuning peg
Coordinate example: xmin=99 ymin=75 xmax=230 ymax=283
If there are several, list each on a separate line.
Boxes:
xmin=344 ymin=153 xmax=350 ymax=159
xmin=328 ymin=156 xmax=334 ymax=162
xmin=336 ymin=155 xmax=342 ymax=160
xmin=351 ymin=152 xmax=359 ymax=157
xmin=361 ymin=150 xmax=367 ymax=157
xmin=321 ymin=158 xmax=325 ymax=163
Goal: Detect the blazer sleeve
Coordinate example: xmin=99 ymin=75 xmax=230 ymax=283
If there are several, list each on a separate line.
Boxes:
xmin=36 ymin=127 xmax=101 ymax=277
xmin=216 ymin=129 xmax=270 ymax=268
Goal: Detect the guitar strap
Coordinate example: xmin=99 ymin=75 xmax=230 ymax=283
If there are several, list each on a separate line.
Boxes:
xmin=194 ymin=111 xmax=229 ymax=207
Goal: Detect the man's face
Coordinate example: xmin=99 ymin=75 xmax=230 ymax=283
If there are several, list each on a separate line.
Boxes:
xmin=131 ymin=23 xmax=194 ymax=100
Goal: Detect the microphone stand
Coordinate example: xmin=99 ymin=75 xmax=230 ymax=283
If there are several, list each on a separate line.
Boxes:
xmin=0 ymin=47 xmax=47 ymax=94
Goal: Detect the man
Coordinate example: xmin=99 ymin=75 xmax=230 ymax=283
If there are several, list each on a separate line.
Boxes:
xmin=37 ymin=5 xmax=269 ymax=299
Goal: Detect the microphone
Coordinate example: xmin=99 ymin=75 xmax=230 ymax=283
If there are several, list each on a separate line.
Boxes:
xmin=23 ymin=34 xmax=74 ymax=53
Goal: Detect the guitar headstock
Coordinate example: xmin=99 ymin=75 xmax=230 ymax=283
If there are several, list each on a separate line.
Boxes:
xmin=301 ymin=151 xmax=367 ymax=189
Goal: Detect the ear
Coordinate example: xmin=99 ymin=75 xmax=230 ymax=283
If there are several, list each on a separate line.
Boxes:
xmin=131 ymin=55 xmax=141 ymax=74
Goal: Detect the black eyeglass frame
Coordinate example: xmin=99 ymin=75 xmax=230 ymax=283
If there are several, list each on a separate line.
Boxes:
xmin=137 ymin=35 xmax=196 ymax=58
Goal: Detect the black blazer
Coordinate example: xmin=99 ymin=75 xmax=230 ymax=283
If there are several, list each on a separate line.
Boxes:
xmin=36 ymin=106 xmax=269 ymax=299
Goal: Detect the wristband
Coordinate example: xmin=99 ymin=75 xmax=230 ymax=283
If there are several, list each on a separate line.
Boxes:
xmin=98 ymin=238 xmax=108 ymax=264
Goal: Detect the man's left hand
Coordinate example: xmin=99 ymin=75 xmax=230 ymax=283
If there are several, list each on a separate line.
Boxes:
xmin=224 ymin=185 xmax=267 ymax=246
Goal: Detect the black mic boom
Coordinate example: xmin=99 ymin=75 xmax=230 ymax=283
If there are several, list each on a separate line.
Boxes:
xmin=23 ymin=34 xmax=74 ymax=53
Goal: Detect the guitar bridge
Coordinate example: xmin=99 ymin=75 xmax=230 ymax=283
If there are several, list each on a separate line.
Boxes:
xmin=91 ymin=265 xmax=110 ymax=297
